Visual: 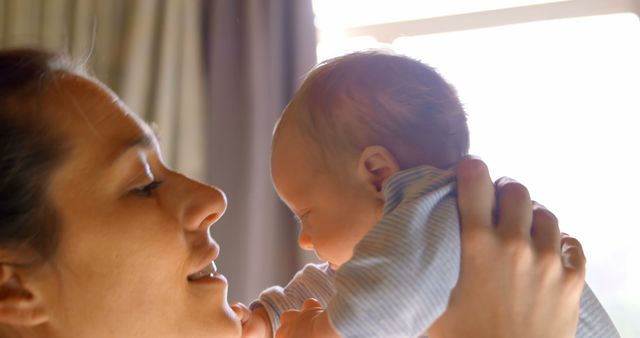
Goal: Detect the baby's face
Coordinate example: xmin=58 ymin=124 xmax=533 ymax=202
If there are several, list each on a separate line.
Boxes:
xmin=271 ymin=121 xmax=382 ymax=268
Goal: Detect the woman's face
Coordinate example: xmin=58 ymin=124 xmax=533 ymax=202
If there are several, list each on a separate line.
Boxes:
xmin=29 ymin=74 xmax=240 ymax=337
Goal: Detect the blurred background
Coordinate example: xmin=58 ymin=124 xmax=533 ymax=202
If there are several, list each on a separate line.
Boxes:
xmin=1 ymin=1 xmax=638 ymax=336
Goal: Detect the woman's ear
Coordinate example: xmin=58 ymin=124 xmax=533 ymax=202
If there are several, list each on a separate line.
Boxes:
xmin=357 ymin=145 xmax=400 ymax=194
xmin=0 ymin=263 xmax=48 ymax=326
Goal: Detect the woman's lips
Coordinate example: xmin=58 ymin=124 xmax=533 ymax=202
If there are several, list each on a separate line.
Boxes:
xmin=187 ymin=261 xmax=218 ymax=281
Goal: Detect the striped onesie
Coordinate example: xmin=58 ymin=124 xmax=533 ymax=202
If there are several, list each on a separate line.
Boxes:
xmin=255 ymin=166 xmax=619 ymax=338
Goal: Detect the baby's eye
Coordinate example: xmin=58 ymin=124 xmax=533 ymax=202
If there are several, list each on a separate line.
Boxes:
xmin=132 ymin=181 xmax=163 ymax=198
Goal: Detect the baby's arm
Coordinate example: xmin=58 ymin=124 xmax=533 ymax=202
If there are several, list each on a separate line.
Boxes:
xmin=232 ymin=303 xmax=273 ymax=338
xmin=251 ymin=263 xmax=336 ymax=336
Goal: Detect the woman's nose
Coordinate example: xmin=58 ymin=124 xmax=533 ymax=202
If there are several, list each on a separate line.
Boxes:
xmin=167 ymin=172 xmax=227 ymax=232
xmin=188 ymin=185 xmax=227 ymax=232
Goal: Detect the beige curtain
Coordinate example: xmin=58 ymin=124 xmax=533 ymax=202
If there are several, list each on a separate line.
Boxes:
xmin=0 ymin=0 xmax=206 ymax=180
xmin=203 ymin=0 xmax=317 ymax=304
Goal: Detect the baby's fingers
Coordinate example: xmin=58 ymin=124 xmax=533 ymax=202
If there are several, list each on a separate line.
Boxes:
xmin=280 ymin=309 xmax=300 ymax=326
xmin=301 ymin=298 xmax=322 ymax=310
xmin=231 ymin=303 xmax=251 ymax=324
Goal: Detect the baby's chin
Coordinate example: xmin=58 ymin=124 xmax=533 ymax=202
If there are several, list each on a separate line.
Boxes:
xmin=325 ymin=256 xmax=351 ymax=270
xmin=316 ymin=249 xmax=354 ymax=269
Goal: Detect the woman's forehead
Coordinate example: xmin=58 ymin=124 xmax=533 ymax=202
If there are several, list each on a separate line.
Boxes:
xmin=43 ymin=74 xmax=148 ymax=146
xmin=41 ymin=74 xmax=158 ymax=202
xmin=39 ymin=74 xmax=156 ymax=177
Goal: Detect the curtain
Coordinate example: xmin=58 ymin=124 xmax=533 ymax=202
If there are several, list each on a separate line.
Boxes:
xmin=0 ymin=0 xmax=206 ymax=180
xmin=202 ymin=0 xmax=317 ymax=303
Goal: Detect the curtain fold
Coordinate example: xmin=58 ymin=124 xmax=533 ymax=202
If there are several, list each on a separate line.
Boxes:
xmin=203 ymin=0 xmax=317 ymax=303
xmin=0 ymin=0 xmax=206 ymax=181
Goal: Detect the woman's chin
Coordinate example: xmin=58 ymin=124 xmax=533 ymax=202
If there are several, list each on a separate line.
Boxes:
xmin=206 ymin=298 xmax=242 ymax=338
xmin=186 ymin=275 xmax=241 ymax=337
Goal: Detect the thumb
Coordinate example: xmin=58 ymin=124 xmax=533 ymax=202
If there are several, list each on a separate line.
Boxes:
xmin=231 ymin=303 xmax=251 ymax=324
xmin=302 ymin=298 xmax=323 ymax=310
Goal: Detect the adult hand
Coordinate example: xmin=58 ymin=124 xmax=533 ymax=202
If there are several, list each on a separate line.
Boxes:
xmin=428 ymin=157 xmax=585 ymax=338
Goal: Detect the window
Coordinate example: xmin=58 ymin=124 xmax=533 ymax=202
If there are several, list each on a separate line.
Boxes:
xmin=313 ymin=1 xmax=640 ymax=336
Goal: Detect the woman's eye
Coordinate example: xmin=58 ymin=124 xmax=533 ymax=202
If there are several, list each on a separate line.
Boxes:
xmin=132 ymin=181 xmax=163 ymax=197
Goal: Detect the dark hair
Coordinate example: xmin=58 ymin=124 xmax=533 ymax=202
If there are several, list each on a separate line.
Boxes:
xmin=0 ymin=49 xmax=72 ymax=262
xmin=283 ymin=50 xmax=469 ymax=169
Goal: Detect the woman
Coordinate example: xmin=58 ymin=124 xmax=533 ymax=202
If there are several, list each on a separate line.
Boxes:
xmin=0 ymin=49 xmax=585 ymax=337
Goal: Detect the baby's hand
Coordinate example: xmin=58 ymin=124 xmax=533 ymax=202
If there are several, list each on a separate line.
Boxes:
xmin=231 ymin=303 xmax=273 ymax=338
xmin=276 ymin=299 xmax=338 ymax=338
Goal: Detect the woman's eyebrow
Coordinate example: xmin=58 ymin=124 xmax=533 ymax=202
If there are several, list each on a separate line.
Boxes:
xmin=113 ymin=133 xmax=155 ymax=163
xmin=127 ymin=133 xmax=154 ymax=149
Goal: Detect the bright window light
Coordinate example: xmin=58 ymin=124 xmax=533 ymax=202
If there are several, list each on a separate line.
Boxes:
xmin=313 ymin=0 xmax=568 ymax=29
xmin=314 ymin=2 xmax=640 ymax=336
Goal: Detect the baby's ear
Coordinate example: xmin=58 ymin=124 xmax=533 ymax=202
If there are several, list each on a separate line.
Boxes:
xmin=0 ymin=263 xmax=48 ymax=326
xmin=357 ymin=145 xmax=400 ymax=193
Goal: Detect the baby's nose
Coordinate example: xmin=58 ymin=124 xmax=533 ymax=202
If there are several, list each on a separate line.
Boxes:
xmin=298 ymin=231 xmax=314 ymax=251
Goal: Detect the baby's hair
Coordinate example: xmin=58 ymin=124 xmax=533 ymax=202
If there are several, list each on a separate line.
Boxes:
xmin=281 ymin=50 xmax=469 ymax=171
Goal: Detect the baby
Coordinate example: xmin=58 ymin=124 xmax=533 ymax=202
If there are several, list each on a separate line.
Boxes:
xmin=238 ymin=51 xmax=619 ymax=338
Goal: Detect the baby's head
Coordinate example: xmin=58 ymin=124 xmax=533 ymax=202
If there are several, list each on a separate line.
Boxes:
xmin=271 ymin=51 xmax=469 ymax=267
